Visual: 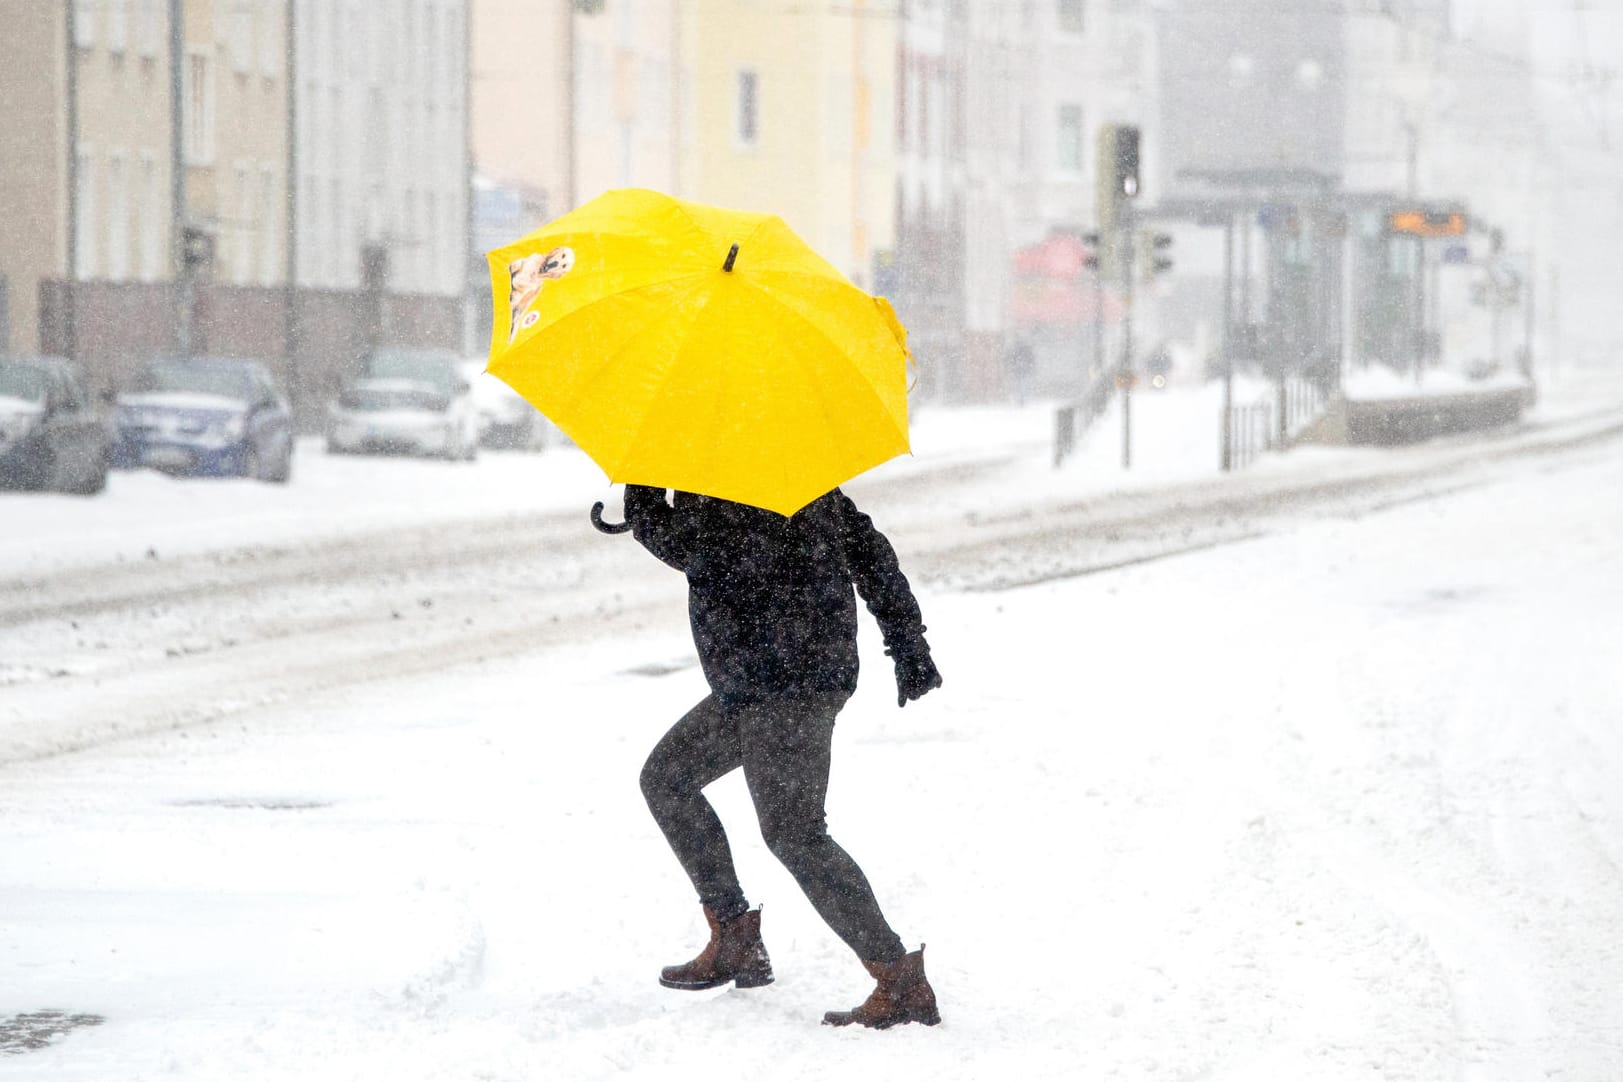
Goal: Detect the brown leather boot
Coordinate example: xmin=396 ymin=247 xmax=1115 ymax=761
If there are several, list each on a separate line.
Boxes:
xmin=659 ymin=906 xmax=774 ymax=991
xmin=822 ymin=947 xmax=941 ymax=1029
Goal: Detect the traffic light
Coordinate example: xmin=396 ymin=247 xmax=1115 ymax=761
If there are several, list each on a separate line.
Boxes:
xmin=1109 ymin=125 xmax=1141 ymax=201
xmin=181 ymin=226 xmax=214 ymax=277
xmin=1094 ymin=125 xmax=1141 ymax=281
xmin=1147 ymin=232 xmax=1173 ymax=277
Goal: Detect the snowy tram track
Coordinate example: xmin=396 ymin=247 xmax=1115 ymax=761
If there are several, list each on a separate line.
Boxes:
xmin=917 ymin=405 xmax=1623 ymax=591
xmin=3 ymin=405 xmax=1622 ymax=765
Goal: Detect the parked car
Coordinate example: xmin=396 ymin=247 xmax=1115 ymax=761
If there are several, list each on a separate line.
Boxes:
xmin=112 ymin=356 xmax=294 ymax=482
xmin=0 ymin=355 xmax=114 ymax=494
xmin=460 ymin=358 xmax=547 ymax=450
xmin=326 ymin=348 xmax=480 ymax=460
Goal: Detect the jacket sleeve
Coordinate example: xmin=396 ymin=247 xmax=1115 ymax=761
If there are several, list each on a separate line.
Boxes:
xmin=829 ymin=490 xmax=929 ymax=653
xmin=624 ymin=485 xmax=692 ymax=572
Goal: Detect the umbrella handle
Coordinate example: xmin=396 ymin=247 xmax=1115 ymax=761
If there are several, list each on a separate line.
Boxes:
xmin=590 ymin=501 xmax=633 ymax=535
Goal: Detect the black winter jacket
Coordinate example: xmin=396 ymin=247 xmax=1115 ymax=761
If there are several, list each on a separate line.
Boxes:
xmin=624 ymin=485 xmax=929 ymax=709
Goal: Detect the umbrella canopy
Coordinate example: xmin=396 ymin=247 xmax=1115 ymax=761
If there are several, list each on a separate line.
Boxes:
xmin=485 ymin=188 xmax=912 ymax=516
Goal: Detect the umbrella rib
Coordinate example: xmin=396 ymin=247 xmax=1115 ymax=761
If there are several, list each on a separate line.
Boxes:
xmin=731 ymin=280 xmax=908 ymax=496
xmin=608 ymin=286 xmax=722 ymax=484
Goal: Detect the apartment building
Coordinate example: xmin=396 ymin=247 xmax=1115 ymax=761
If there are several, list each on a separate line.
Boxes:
xmin=183 ymin=0 xmax=290 ymax=289
xmin=675 ymin=0 xmax=897 ymax=291
xmin=290 ymin=0 xmax=468 ymax=298
xmin=0 ymin=0 xmax=176 ymax=360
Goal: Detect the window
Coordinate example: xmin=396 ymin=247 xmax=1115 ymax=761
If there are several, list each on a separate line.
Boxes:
xmin=579 ymin=43 xmax=607 ymax=126
xmin=139 ymin=152 xmax=162 ymax=280
xmin=183 ymin=50 xmax=216 ymax=165
xmin=258 ymin=0 xmax=281 ymax=78
xmin=227 ymin=0 xmax=253 ymax=74
xmin=917 ymin=68 xmax=929 ymax=156
xmin=736 ymin=70 xmax=759 ymax=147
xmin=138 ymin=0 xmax=162 ymax=58
xmin=300 ymin=175 xmax=317 ymax=283
xmin=106 ymin=0 xmax=128 ymax=53
xmin=328 ymin=179 xmax=342 ymax=284
xmin=1057 ymin=0 xmax=1084 ymax=34
xmin=346 ymin=1 xmax=363 ymax=80
xmin=403 ymin=190 xmax=418 ymax=289
xmin=896 ymin=59 xmax=908 ymax=150
xmin=616 ymin=0 xmax=636 ymax=49
xmin=234 ymin=163 xmax=253 ymax=284
xmin=107 ymin=151 xmax=129 ymax=280
xmin=74 ymin=0 xmax=97 ymax=49
xmin=75 ymin=145 xmax=97 ymax=279
xmin=1057 ymin=103 xmax=1083 ymax=172
xmin=928 ymin=74 xmax=944 ymax=157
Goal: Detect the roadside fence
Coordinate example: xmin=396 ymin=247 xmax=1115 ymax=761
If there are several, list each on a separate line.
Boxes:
xmin=1052 ymin=367 xmax=1116 ymax=466
xmin=1224 ymin=376 xmax=1329 ymax=470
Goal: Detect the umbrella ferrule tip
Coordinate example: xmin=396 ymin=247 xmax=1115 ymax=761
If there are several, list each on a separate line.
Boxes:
xmin=723 ymin=244 xmax=739 ymax=272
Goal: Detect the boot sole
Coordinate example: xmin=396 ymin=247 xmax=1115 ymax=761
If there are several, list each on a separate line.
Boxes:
xmin=659 ymin=972 xmax=775 ymax=991
xmin=822 ymin=1007 xmax=942 ymax=1028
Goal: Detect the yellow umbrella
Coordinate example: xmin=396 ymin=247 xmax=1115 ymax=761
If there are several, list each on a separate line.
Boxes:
xmin=485 ymin=188 xmax=912 ymax=517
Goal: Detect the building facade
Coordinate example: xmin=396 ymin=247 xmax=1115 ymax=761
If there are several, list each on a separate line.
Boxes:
xmin=1 ymin=1 xmax=471 ymax=419
xmin=891 ymin=0 xmax=968 ymax=397
xmin=0 ymin=0 xmax=177 ymax=364
xmin=184 ymin=0 xmax=290 ymax=289
xmin=675 ymin=0 xmax=897 ymax=291
xmin=573 ymin=0 xmax=679 ymax=201
xmin=470 ymin=0 xmax=571 ymax=227
xmin=291 ymin=0 xmax=468 ymax=298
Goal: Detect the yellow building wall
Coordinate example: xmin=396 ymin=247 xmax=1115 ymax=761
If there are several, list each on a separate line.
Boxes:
xmin=677 ymin=0 xmax=895 ymax=289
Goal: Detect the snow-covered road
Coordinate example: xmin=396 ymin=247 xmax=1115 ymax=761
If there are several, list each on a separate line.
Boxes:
xmin=3 ymin=378 xmax=1622 ymax=1079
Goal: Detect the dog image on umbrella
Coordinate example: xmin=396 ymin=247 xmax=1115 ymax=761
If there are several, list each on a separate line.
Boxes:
xmin=484 ymin=188 xmax=944 ymax=1029
xmin=506 ymin=246 xmax=575 ymax=342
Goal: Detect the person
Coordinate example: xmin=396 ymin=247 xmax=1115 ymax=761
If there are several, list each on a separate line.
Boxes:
xmin=622 ymin=483 xmax=944 ymax=1029
xmin=1007 ymin=337 xmax=1035 ymax=405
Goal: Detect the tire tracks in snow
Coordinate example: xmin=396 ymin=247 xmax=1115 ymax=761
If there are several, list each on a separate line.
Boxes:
xmin=920 ymin=407 xmax=1623 ymax=593
xmin=3 ymin=407 xmax=1622 ymax=766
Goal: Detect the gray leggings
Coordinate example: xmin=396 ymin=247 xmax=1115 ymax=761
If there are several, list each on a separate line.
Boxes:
xmin=639 ymin=693 xmax=906 ymax=964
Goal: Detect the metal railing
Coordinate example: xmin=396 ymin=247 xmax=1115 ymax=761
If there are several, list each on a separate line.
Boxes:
xmin=1224 ymin=376 xmax=1329 ymax=470
xmin=1052 ymin=367 xmax=1117 ymax=467
xmin=1281 ymin=376 xmax=1327 ymax=441
xmin=1227 ymin=400 xmax=1275 ymax=470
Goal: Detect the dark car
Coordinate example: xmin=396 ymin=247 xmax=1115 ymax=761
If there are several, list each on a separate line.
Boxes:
xmin=112 ymin=357 xmax=294 ymax=482
xmin=0 ymin=355 xmax=114 ymax=494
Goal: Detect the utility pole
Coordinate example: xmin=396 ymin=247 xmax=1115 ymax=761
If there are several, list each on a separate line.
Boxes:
xmin=1097 ymin=123 xmax=1141 ymax=471
xmin=284 ymin=0 xmax=300 ymax=422
xmin=1120 ymin=203 xmax=1135 ymax=470
xmin=65 ymin=0 xmax=80 ymax=362
xmin=170 ymin=0 xmax=189 ymax=357
xmin=1412 ymin=235 xmax=1425 ymax=386
xmin=564 ymin=1 xmax=578 ymax=212
xmin=1221 ymin=213 xmax=1235 ymax=470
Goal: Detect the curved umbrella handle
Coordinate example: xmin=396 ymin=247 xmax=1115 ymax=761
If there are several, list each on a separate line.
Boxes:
xmin=590 ymin=501 xmax=633 ymax=534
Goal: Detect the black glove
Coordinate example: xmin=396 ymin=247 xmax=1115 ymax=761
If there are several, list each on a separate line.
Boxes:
xmin=889 ymin=642 xmax=943 ymax=708
xmin=622 ymin=485 xmax=667 ymax=528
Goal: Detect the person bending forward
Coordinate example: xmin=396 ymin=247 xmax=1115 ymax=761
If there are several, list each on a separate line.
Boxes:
xmin=626 ymin=485 xmax=944 ymax=1029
